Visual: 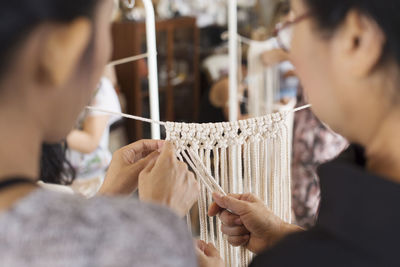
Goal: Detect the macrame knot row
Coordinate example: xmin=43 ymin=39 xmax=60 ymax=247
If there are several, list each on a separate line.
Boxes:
xmin=165 ymin=112 xmax=288 ymax=149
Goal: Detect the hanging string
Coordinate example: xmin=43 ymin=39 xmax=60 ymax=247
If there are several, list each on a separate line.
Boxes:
xmin=86 ymin=104 xmax=311 ymax=128
xmin=221 ymin=32 xmax=258 ymax=46
xmin=86 ymin=106 xmax=166 ymax=126
xmin=107 ymin=53 xmax=149 ymax=67
xmin=293 ymin=104 xmax=311 ymax=113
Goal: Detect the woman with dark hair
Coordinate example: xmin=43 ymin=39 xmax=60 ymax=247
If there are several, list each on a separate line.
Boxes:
xmin=198 ymin=0 xmax=400 ymax=266
xmin=40 ymin=142 xmax=76 ymax=185
xmin=0 ymin=0 xmax=199 ymax=266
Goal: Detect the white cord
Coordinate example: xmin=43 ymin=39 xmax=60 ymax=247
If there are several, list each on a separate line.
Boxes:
xmin=293 ymin=104 xmax=312 ymax=112
xmin=107 ymin=53 xmax=149 ymax=67
xmin=86 ymin=106 xmax=166 ymax=126
xmin=221 ymin=32 xmax=257 ymax=46
xmin=86 ymin=104 xmax=311 ymax=128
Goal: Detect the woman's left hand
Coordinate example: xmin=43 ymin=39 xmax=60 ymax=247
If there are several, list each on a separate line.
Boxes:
xmin=98 ymin=140 xmax=164 ymax=196
xmin=261 ymin=49 xmax=288 ymax=67
xmin=196 ymin=240 xmax=225 ymax=267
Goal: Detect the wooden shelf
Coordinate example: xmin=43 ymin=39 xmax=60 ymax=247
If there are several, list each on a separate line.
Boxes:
xmin=112 ymin=17 xmax=200 ymax=141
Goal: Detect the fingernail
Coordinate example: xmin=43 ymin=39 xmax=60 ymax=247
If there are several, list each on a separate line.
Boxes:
xmin=197 ymin=240 xmax=205 ymax=251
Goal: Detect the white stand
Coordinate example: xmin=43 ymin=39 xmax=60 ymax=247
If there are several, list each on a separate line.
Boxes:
xmin=143 ymin=0 xmax=161 ymax=139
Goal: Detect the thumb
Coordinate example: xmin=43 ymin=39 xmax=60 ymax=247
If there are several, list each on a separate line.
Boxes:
xmin=141 ymin=151 xmax=160 ymax=173
xmin=212 ymin=193 xmax=250 ymax=216
xmin=136 ymin=150 xmax=160 ymax=167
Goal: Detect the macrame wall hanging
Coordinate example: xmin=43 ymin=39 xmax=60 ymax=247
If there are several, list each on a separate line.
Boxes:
xmin=165 ymin=110 xmax=293 ymax=267
xmin=88 ymin=105 xmax=309 ymax=267
xmin=104 ymin=1 xmax=295 ymax=265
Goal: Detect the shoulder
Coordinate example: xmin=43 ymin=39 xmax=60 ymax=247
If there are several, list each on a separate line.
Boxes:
xmin=96 ymin=77 xmax=118 ymax=101
xmin=2 ymin=189 xmax=196 ymax=267
xmin=250 ymin=228 xmax=377 ymax=267
xmin=91 ymin=77 xmax=121 ymax=112
xmin=88 ymin=195 xmax=196 ymax=266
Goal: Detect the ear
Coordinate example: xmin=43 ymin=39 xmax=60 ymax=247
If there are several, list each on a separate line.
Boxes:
xmin=334 ymin=9 xmax=386 ymax=77
xmin=39 ymin=18 xmax=91 ymax=87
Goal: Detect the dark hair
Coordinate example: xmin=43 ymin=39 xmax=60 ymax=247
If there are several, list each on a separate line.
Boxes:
xmin=40 ymin=142 xmax=76 ymax=185
xmin=304 ymin=0 xmax=400 ymax=65
xmin=0 ymin=0 xmax=99 ymax=76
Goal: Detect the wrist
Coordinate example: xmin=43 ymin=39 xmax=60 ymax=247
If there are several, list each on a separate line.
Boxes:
xmin=270 ymin=222 xmax=303 ymax=246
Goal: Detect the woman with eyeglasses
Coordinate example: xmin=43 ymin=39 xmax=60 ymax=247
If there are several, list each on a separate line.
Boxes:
xmin=197 ymin=0 xmax=400 ymax=266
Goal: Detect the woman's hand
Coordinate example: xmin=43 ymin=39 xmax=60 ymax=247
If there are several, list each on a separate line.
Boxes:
xmin=138 ymin=142 xmax=199 ymax=217
xmin=209 ymin=193 xmax=303 ymax=254
xmin=98 ymin=140 xmax=164 ymax=196
xmin=196 ymin=240 xmax=224 ymax=267
xmin=261 ymin=49 xmax=288 ymax=67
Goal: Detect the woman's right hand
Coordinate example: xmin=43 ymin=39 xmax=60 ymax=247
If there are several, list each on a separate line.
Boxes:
xmin=209 ymin=193 xmax=302 ymax=254
xmin=196 ymin=240 xmax=224 ymax=267
xmin=138 ymin=142 xmax=199 ymax=217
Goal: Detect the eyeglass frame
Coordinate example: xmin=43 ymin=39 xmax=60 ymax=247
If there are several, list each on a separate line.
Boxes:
xmin=274 ymin=12 xmax=312 ymax=52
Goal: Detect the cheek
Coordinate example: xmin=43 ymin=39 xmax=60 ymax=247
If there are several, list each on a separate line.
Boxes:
xmin=290 ymin=26 xmax=343 ymax=127
xmin=291 ymin=31 xmax=324 ymax=102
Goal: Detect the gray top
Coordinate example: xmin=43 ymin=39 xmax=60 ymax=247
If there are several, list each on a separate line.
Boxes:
xmin=0 ymin=189 xmax=197 ymax=267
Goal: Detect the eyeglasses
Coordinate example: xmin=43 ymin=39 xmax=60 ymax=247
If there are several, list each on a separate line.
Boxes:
xmin=274 ymin=12 xmax=312 ymax=52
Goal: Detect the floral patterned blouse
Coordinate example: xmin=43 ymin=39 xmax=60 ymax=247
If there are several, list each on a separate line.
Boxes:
xmin=291 ymin=91 xmax=348 ymax=228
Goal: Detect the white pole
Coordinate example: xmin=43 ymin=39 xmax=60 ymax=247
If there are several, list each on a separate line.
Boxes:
xmin=229 ymin=0 xmax=238 ymax=122
xmin=143 ymin=0 xmax=161 ymax=139
xmin=228 ymin=0 xmax=239 ymax=203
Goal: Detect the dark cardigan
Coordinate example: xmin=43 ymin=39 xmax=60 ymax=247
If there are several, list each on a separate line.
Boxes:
xmin=251 ymin=145 xmax=400 ymax=267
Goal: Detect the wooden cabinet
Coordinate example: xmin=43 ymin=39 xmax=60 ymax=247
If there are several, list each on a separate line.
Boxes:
xmin=112 ymin=17 xmax=200 ymax=141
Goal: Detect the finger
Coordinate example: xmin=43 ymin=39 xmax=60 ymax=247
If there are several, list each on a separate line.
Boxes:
xmin=133 ymin=151 xmax=160 ymax=172
xmin=225 ymin=193 xmax=259 ymax=204
xmin=121 ymin=140 xmax=164 ymax=163
xmin=239 ymin=193 xmax=261 ymax=203
xmin=196 ymin=239 xmax=207 ymax=252
xmin=196 ymin=247 xmax=208 ymax=267
xmin=208 ymin=202 xmax=223 ymax=217
xmin=142 ymin=151 xmax=160 ymax=173
xmin=203 ymin=242 xmax=221 ymax=258
xmin=212 ymin=193 xmax=251 ymax=216
xmin=227 ymin=235 xmax=250 ymax=247
xmin=221 ymin=224 xmax=249 ymax=236
xmin=219 ymin=210 xmax=241 ymax=226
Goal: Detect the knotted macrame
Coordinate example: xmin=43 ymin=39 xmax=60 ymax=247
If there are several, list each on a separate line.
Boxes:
xmin=87 ymin=104 xmax=311 ymax=266
xmin=165 ymin=110 xmax=292 ymax=267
